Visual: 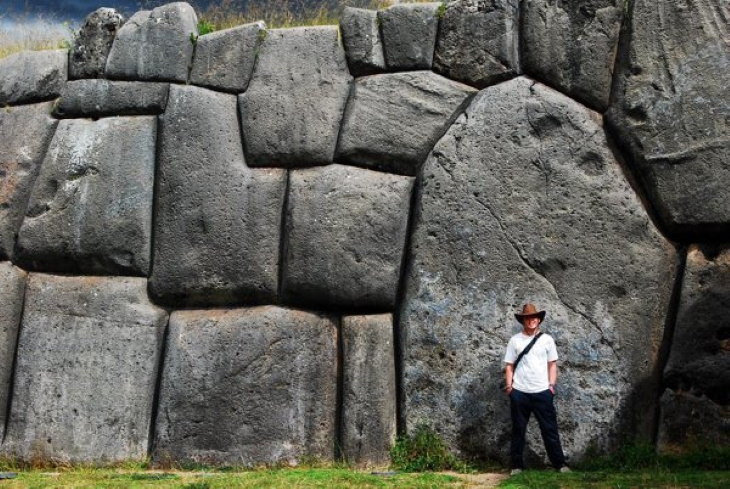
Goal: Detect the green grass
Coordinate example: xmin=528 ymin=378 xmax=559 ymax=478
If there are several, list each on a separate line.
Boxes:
xmin=500 ymin=469 xmax=730 ymax=489
xmin=390 ymin=424 xmax=472 ymax=473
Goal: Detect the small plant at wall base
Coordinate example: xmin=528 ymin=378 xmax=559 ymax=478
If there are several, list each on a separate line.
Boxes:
xmin=390 ymin=424 xmax=471 ymax=472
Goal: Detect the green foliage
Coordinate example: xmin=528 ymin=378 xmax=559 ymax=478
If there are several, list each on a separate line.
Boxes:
xmin=182 ymin=483 xmax=210 ymax=489
xmin=390 ymin=424 xmax=470 ymax=472
xmin=501 ymin=469 xmax=730 ymax=489
xmin=437 ymin=2 xmax=448 ymax=19
xmin=577 ymin=442 xmax=730 ymax=472
xmin=197 ymin=19 xmax=216 ymax=36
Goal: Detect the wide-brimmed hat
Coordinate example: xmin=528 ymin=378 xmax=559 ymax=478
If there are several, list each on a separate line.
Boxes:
xmin=515 ymin=303 xmax=546 ymax=322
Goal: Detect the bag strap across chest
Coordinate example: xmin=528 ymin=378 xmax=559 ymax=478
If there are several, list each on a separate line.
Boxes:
xmin=513 ymin=332 xmax=543 ymax=370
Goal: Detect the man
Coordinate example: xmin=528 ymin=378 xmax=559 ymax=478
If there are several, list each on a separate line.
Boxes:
xmin=504 ymin=303 xmax=569 ymax=475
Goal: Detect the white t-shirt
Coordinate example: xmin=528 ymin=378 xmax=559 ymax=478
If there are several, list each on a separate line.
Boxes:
xmin=503 ymin=332 xmax=558 ymax=393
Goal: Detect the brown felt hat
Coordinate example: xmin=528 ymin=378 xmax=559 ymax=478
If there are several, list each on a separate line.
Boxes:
xmin=515 ymin=303 xmax=546 ymax=322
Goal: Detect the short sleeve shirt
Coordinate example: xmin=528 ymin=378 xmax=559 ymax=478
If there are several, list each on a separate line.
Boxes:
xmin=503 ymin=332 xmax=558 ymax=393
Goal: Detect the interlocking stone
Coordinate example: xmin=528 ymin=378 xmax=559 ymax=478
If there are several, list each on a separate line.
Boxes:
xmin=378 ymin=3 xmax=440 ymax=70
xmin=53 ymin=79 xmax=169 ymax=118
xmin=190 ymin=21 xmax=265 ymax=92
xmin=606 ymin=0 xmax=730 ymax=239
xmin=400 ymin=77 xmax=676 ymax=462
xmin=339 ymin=7 xmax=385 ymax=76
xmin=105 ymin=2 xmax=198 ymax=82
xmin=15 ymin=116 xmax=156 ymax=276
xmin=153 ymin=307 xmax=337 ymax=466
xmin=282 ymin=164 xmax=414 ymax=310
xmin=0 ymin=50 xmax=67 ymax=106
xmin=150 ymin=85 xmax=286 ymax=307
xmin=434 ymin=0 xmax=520 ymax=88
xmin=3 ymin=274 xmax=167 ymax=463
xmin=69 ymin=7 xmax=126 ymax=79
xmin=0 ymin=102 xmax=58 ymax=261
xmin=239 ymin=27 xmax=352 ymax=167
xmin=0 ymin=263 xmax=26 ymax=440
xmin=336 ymin=71 xmax=475 ymax=175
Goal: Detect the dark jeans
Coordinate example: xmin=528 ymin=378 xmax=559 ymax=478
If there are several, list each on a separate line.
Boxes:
xmin=510 ymin=388 xmax=566 ymax=469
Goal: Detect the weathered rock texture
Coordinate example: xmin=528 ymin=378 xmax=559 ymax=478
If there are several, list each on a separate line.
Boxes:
xmin=282 ymin=164 xmax=414 ymax=310
xmin=190 ymin=22 xmax=265 ymax=92
xmin=15 ymin=116 xmax=156 ymax=276
xmin=69 ymin=8 xmax=126 ymax=79
xmin=341 ymin=314 xmax=397 ymax=465
xmin=53 ymin=80 xmax=169 ymax=118
xmin=0 ymin=263 xmax=26 ymax=439
xmin=3 ymin=274 xmax=167 ymax=463
xmin=400 ymin=77 xmax=676 ymax=461
xmin=434 ymin=0 xmax=521 ymax=88
xmin=521 ymin=0 xmax=623 ymax=111
xmin=154 ymin=307 xmax=337 ymax=466
xmin=336 ymin=71 xmax=475 ymax=175
xmin=0 ymin=50 xmax=67 ymax=106
xmin=239 ymin=27 xmax=352 ymax=167
xmin=0 ymin=102 xmax=58 ymax=260
xmin=658 ymin=389 xmax=730 ymax=450
xmin=607 ymin=0 xmax=730 ymax=238
xmin=150 ymin=85 xmax=285 ymax=306
xmin=379 ymin=3 xmax=440 ymax=70
xmin=339 ymin=7 xmax=385 ymax=76
xmin=105 ymin=3 xmax=198 ymax=82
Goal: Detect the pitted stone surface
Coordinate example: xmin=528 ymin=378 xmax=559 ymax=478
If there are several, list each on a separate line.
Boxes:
xmin=606 ymin=0 xmax=730 ymax=238
xmin=105 ymin=3 xmax=197 ymax=82
xmin=15 ymin=116 xmax=156 ymax=276
xmin=69 ymin=7 xmax=126 ymax=79
xmin=336 ymin=71 xmax=475 ymax=175
xmin=658 ymin=389 xmax=730 ymax=449
xmin=154 ymin=307 xmax=337 ymax=466
xmin=190 ymin=22 xmax=265 ymax=92
xmin=0 ymin=102 xmax=58 ymax=260
xmin=0 ymin=50 xmax=67 ymax=105
xmin=400 ymin=77 xmax=676 ymax=461
xmin=282 ymin=164 xmax=413 ymax=310
xmin=434 ymin=0 xmax=520 ymax=88
xmin=341 ymin=314 xmax=397 ymax=465
xmin=379 ymin=3 xmax=440 ymax=70
xmin=0 ymin=263 xmax=26 ymax=439
xmin=339 ymin=8 xmax=385 ymax=76
xmin=239 ymin=27 xmax=352 ymax=167
xmin=150 ymin=85 xmax=285 ymax=307
xmin=53 ymin=79 xmax=169 ymax=118
xmin=3 ymin=274 xmax=167 ymax=463
xmin=522 ymin=0 xmax=622 ymax=111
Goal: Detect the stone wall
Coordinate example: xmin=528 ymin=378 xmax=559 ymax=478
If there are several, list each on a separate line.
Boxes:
xmin=0 ymin=0 xmax=727 ymax=466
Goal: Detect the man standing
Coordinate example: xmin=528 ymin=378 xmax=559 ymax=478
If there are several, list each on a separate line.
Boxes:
xmin=504 ymin=303 xmax=569 ymax=475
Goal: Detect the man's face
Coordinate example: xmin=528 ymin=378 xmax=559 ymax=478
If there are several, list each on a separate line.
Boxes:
xmin=523 ymin=316 xmax=541 ymax=331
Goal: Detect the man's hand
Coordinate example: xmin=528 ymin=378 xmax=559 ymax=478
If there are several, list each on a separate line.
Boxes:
xmin=505 ymin=385 xmax=513 ymax=395
xmin=549 ymin=383 xmax=556 ymax=395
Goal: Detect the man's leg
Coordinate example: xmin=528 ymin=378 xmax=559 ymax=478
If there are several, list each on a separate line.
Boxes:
xmin=533 ymin=390 xmax=567 ymax=468
xmin=509 ymin=390 xmax=532 ymax=469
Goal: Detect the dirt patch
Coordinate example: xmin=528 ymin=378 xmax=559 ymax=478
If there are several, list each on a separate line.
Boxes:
xmin=443 ymin=471 xmax=507 ymax=488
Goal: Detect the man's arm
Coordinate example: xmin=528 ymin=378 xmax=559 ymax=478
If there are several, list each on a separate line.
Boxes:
xmin=548 ymin=360 xmax=558 ymax=394
xmin=505 ymin=363 xmax=514 ymax=394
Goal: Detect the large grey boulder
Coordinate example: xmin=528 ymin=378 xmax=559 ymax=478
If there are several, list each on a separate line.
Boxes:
xmin=0 ymin=264 xmax=26 ymax=439
xmin=522 ymin=0 xmax=623 ymax=111
xmin=53 ymin=80 xmax=168 ymax=118
xmin=606 ymin=0 xmax=730 ymax=239
xmin=3 ymin=274 xmax=167 ymax=463
xmin=339 ymin=8 xmax=385 ymax=76
xmin=105 ymin=3 xmax=198 ymax=82
xmin=15 ymin=116 xmax=156 ymax=276
xmin=69 ymin=7 xmax=126 ymax=79
xmin=0 ymin=50 xmax=67 ymax=105
xmin=0 ymin=102 xmax=58 ymax=260
xmin=282 ymin=164 xmax=414 ymax=310
xmin=400 ymin=77 xmax=676 ymax=462
xmin=378 ymin=3 xmax=440 ymax=70
xmin=153 ymin=307 xmax=337 ymax=466
xmin=150 ymin=85 xmax=286 ymax=307
xmin=190 ymin=22 xmax=265 ymax=92
xmin=239 ymin=27 xmax=352 ymax=167
xmin=341 ymin=314 xmax=397 ymax=465
xmin=434 ymin=0 xmax=520 ymax=88
xmin=657 ymin=389 xmax=730 ymax=450
xmin=336 ymin=71 xmax=475 ymax=175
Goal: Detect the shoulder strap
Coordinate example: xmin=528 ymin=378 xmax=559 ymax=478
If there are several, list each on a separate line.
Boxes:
xmin=513 ymin=332 xmax=543 ymax=370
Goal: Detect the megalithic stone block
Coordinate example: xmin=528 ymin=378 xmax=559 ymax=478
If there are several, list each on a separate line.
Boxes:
xmin=0 ymin=50 xmax=67 ymax=106
xmin=400 ymin=77 xmax=677 ymax=461
xmin=378 ymin=3 xmax=441 ymax=70
xmin=15 ymin=116 xmax=156 ymax=276
xmin=238 ymin=27 xmax=352 ymax=167
xmin=339 ymin=7 xmax=386 ymax=76
xmin=150 ymin=85 xmax=286 ymax=307
xmin=153 ymin=307 xmax=338 ymax=466
xmin=335 ymin=71 xmax=475 ymax=175
xmin=53 ymin=80 xmax=169 ymax=118
xmin=105 ymin=3 xmax=198 ymax=82
xmin=0 ymin=102 xmax=58 ymax=261
xmin=657 ymin=389 xmax=730 ymax=450
xmin=0 ymin=263 xmax=26 ymax=440
xmin=2 ymin=274 xmax=168 ymax=463
xmin=282 ymin=164 xmax=414 ymax=310
xmin=69 ymin=7 xmax=126 ymax=79
xmin=341 ymin=314 xmax=397 ymax=465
